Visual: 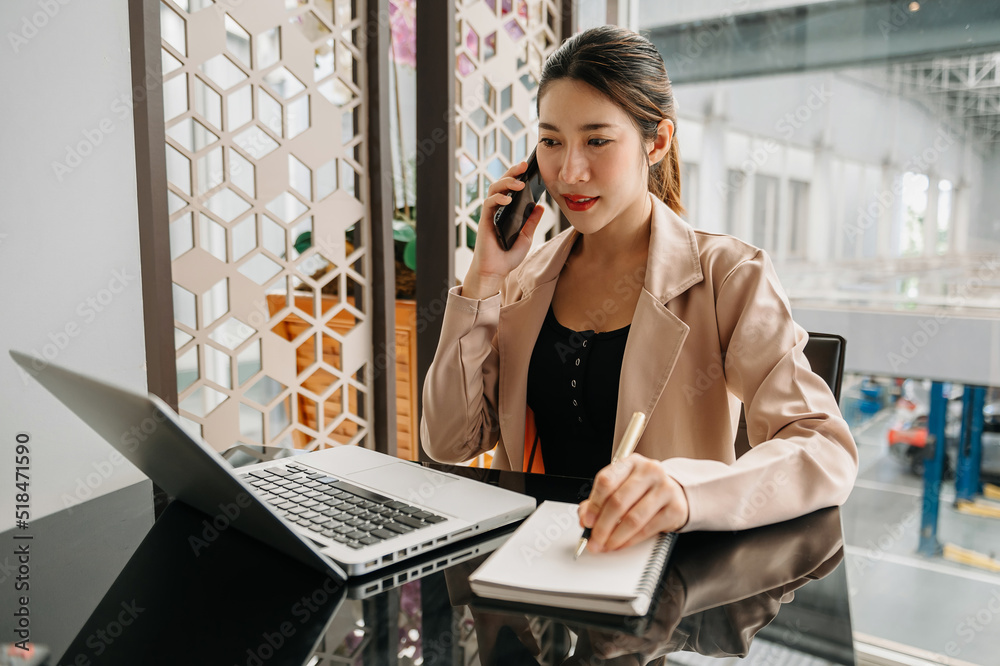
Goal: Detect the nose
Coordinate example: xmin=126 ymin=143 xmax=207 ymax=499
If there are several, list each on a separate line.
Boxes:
xmin=558 ymin=144 xmax=589 ymax=185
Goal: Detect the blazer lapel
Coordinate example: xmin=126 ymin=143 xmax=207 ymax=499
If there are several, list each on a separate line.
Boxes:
xmin=497 ymin=279 xmax=556 ymax=470
xmin=613 ymin=291 xmax=689 ymax=446
xmin=495 ymin=227 xmax=579 ymax=470
xmin=613 ymin=195 xmax=705 ymax=446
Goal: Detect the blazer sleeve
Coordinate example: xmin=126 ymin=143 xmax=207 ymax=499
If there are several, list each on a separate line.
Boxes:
xmin=419 ymin=285 xmax=503 ymax=464
xmin=664 ymin=250 xmax=859 ymax=531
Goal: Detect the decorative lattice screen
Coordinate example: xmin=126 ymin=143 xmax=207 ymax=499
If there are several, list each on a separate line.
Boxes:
xmin=453 ymin=0 xmax=564 ymax=282
xmin=161 ymin=0 xmax=373 ymax=452
xmin=451 ymin=0 xmax=564 ymax=468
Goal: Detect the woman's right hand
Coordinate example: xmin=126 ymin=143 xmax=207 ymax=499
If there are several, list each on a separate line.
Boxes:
xmin=462 ymin=160 xmax=546 ymax=300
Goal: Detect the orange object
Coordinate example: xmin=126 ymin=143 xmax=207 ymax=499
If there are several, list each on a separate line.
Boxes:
xmin=522 ymin=406 xmax=545 ymax=473
xmin=888 ymin=427 xmax=928 ymax=447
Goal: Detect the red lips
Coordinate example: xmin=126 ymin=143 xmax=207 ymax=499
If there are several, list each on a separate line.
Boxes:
xmin=562 ymin=194 xmax=599 ymax=212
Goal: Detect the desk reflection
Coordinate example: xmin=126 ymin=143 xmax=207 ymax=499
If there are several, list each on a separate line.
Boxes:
xmin=55 ymin=467 xmax=853 ymax=666
xmin=452 ymin=506 xmax=846 ymax=666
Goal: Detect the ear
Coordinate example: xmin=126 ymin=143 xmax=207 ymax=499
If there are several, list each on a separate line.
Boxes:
xmin=647 ymin=119 xmax=674 ymax=166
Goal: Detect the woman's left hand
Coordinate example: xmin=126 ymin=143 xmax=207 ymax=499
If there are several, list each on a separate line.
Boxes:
xmin=578 ymin=454 xmax=689 ymax=552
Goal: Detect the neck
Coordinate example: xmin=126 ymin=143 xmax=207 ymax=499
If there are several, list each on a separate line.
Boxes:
xmin=575 ymin=193 xmax=653 ymax=265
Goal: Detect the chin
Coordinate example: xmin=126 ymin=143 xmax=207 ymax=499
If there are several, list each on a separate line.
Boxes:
xmin=563 ymin=211 xmax=612 ymax=235
xmin=565 ymin=219 xmax=612 ymax=236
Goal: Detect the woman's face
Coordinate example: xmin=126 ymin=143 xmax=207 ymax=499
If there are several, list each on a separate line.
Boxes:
xmin=536 ymin=78 xmax=653 ymax=237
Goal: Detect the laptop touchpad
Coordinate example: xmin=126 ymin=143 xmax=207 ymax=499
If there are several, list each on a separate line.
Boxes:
xmin=349 ymin=464 xmax=470 ymax=515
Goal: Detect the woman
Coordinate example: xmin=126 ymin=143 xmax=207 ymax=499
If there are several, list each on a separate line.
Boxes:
xmin=420 ymin=26 xmax=857 ymax=554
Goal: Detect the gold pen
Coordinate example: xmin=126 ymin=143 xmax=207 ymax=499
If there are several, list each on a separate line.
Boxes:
xmin=575 ymin=411 xmax=647 ymax=559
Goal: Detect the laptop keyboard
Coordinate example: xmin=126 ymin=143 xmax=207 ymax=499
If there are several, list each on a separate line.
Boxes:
xmin=239 ymin=463 xmax=447 ymax=551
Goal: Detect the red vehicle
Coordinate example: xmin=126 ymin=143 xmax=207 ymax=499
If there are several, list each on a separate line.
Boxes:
xmin=887 ymin=384 xmax=1000 ymax=477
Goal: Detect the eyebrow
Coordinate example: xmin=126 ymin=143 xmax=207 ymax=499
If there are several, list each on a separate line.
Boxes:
xmin=538 ymin=122 xmax=619 ymax=132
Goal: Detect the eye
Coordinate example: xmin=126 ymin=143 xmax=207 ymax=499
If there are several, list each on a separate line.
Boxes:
xmin=589 ymin=138 xmax=611 ymax=147
xmin=539 ymin=138 xmax=558 ymax=147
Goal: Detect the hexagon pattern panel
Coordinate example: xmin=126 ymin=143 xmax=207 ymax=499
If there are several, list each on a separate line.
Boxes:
xmin=454 ymin=0 xmax=564 ymax=281
xmin=162 ymin=0 xmax=372 ymax=453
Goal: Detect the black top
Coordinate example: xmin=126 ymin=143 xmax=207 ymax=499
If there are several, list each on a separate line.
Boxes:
xmin=526 ymin=305 xmax=631 ymax=478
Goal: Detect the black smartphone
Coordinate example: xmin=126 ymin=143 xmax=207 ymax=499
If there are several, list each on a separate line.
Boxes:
xmin=493 ymin=149 xmax=546 ymax=251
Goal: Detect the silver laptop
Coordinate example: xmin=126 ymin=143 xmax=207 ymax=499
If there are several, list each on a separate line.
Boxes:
xmin=11 ymin=351 xmax=535 ymax=579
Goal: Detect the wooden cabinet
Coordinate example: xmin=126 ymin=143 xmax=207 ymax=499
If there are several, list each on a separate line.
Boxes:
xmin=267 ymin=294 xmax=419 ymax=460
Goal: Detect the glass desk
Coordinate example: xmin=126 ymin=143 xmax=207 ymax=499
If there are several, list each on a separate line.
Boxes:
xmin=41 ymin=465 xmax=854 ymax=665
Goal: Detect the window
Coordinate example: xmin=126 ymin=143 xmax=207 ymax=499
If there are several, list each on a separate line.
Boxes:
xmin=752 ymin=174 xmax=779 ymax=252
xmin=788 ymin=179 xmax=809 ymax=259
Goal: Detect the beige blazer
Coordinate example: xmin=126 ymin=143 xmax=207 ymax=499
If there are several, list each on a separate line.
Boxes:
xmin=420 ymin=195 xmax=858 ymax=531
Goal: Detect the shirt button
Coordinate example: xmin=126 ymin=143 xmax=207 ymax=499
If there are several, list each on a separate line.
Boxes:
xmin=575 ymin=358 xmax=581 ymax=366
xmin=582 ymin=340 xmax=588 ymax=347
xmin=572 ymin=399 xmax=578 ymax=406
xmin=578 ymin=417 xmax=583 ymax=423
xmin=571 ymin=380 xmax=576 ymax=388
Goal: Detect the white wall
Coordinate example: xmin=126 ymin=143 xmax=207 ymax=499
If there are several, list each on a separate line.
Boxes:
xmin=1 ymin=0 xmax=149 ymax=530
xmin=675 ymin=71 xmax=976 ymax=182
xmin=793 ymin=307 xmax=1000 ymax=387
xmin=972 ymin=147 xmax=1000 ymax=253
xmin=672 ymin=70 xmax=988 ymax=261
xmin=638 ymin=0 xmax=837 ymax=27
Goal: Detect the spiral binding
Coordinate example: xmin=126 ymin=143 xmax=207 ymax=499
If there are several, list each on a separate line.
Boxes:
xmin=635 ymin=532 xmax=677 ymax=599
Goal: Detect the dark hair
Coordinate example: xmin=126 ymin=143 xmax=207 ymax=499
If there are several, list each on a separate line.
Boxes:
xmin=538 ymin=25 xmax=684 ymax=216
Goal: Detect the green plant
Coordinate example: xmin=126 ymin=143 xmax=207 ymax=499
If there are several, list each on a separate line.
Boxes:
xmin=292 ymin=206 xmax=479 ymax=288
xmin=393 ymin=218 xmax=417 ymax=271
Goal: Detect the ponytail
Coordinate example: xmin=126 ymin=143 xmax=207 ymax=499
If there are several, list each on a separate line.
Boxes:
xmin=651 ymin=138 xmax=684 ymax=216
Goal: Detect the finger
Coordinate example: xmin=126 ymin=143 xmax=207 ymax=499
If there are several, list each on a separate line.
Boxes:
xmin=486 ymin=174 xmax=527 ymax=198
xmin=581 ymin=456 xmax=638 ymax=528
xmin=509 ymin=203 xmax=544 ymax=253
xmin=481 ymin=190 xmax=515 ymax=223
xmin=618 ymin=479 xmax=689 ymax=550
xmin=604 ymin=487 xmax=663 ymax=551
xmin=487 ymin=191 xmax=513 ymax=209
xmin=589 ymin=469 xmax=651 ymax=553
xmin=486 ymin=161 xmax=528 ymax=194
xmin=507 ymin=160 xmax=528 ymax=177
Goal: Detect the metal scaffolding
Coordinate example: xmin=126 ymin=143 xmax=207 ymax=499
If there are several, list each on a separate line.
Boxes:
xmin=889 ymin=52 xmax=1000 ymax=144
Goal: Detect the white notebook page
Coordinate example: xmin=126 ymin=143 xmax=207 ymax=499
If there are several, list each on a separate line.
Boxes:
xmin=470 ymin=500 xmax=661 ymax=601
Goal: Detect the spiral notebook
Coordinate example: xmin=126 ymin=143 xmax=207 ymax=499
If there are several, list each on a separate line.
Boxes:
xmin=468 ymin=500 xmax=675 ymax=616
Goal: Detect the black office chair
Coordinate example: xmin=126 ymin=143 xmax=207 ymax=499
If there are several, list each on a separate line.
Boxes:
xmin=734 ymin=332 xmax=846 ymax=459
